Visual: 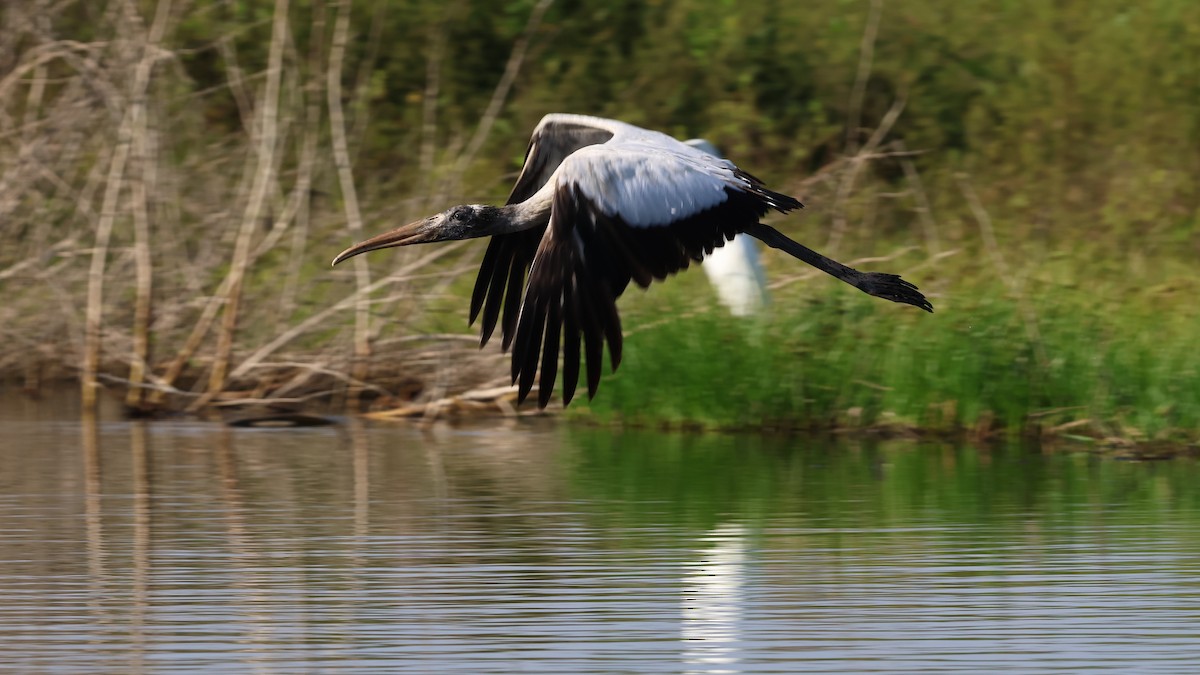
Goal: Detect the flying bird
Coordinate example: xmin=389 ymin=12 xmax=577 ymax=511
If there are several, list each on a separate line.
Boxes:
xmin=333 ymin=114 xmax=932 ymax=408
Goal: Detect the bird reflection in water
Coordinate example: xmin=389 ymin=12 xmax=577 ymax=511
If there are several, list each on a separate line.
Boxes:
xmin=681 ymin=524 xmax=749 ymax=674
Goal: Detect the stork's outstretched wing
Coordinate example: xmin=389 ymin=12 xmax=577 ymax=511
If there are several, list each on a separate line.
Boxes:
xmin=469 ymin=116 xmax=619 ymax=349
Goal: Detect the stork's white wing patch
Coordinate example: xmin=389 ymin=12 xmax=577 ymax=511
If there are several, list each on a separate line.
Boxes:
xmin=556 ymin=142 xmax=742 ymax=228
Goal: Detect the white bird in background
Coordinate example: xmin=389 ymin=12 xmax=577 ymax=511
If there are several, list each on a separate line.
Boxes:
xmin=334 ymin=114 xmax=932 ymax=408
xmin=685 ymin=138 xmax=770 ymax=317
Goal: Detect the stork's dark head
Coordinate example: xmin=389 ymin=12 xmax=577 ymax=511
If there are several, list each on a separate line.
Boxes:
xmin=332 ymin=204 xmax=505 ymax=265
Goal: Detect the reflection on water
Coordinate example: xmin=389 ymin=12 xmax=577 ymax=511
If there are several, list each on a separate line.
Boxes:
xmin=1 ymin=390 xmax=1199 ymax=673
xmin=682 ymin=524 xmax=747 ymax=674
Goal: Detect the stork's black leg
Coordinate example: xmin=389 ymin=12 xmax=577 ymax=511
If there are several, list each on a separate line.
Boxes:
xmin=743 ymin=222 xmax=933 ymax=313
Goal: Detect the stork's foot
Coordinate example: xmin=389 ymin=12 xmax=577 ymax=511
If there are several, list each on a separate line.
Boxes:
xmin=853 ymin=272 xmax=934 ymax=313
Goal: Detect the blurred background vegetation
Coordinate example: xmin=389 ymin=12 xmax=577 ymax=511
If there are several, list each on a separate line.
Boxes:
xmin=1 ymin=0 xmax=1197 ymax=441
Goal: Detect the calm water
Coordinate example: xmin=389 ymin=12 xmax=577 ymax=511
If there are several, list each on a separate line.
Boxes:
xmin=1 ymin=391 xmax=1199 ymax=673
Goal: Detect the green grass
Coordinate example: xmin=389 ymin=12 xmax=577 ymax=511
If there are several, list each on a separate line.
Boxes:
xmin=574 ymin=278 xmax=1200 ymax=443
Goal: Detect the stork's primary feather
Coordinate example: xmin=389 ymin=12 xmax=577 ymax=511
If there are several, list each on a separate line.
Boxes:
xmin=333 ymin=114 xmax=932 ymax=409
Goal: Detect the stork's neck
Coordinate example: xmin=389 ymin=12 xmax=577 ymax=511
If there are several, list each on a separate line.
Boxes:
xmin=502 ymin=188 xmax=554 ymax=233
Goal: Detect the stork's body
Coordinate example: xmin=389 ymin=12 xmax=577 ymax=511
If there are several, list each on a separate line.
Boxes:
xmin=334 ymin=114 xmax=932 ymax=408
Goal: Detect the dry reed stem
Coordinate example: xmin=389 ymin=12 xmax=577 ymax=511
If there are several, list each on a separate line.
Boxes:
xmin=215 ymin=36 xmax=255 ymax=139
xmin=126 ymin=49 xmax=160 ymax=409
xmin=824 ymin=0 xmax=895 ymax=256
xmin=276 ymin=3 xmax=327 ymax=330
xmin=0 ymin=41 xmax=110 ymax=103
xmin=346 ymin=1 xmax=387 ymax=163
xmin=826 ymin=94 xmax=906 ymax=254
xmin=231 ymin=360 xmax=390 ymax=399
xmin=150 ymin=122 xmax=277 ymax=403
xmin=4 ymin=2 xmax=501 ymax=412
xmin=227 ymin=240 xmax=469 ymax=381
xmin=419 ymin=29 xmax=444 ymax=212
xmin=957 ymin=173 xmax=1049 ymax=369
xmin=364 ymin=385 xmax=530 ymax=420
xmin=326 ymin=0 xmax=554 ymax=392
xmin=845 ymin=0 xmax=883 ymax=157
xmin=81 ymin=0 xmax=172 ymax=411
xmin=187 ymin=0 xmax=290 ymax=412
xmin=276 ymin=109 xmax=321 ymax=329
xmin=0 ymin=37 xmax=49 ymax=227
xmin=894 ymin=140 xmax=942 ymax=257
xmin=148 ymin=273 xmax=232 ymax=406
xmin=82 ymin=129 xmax=133 ymax=409
xmin=1 ymin=45 xmax=52 ymax=256
xmin=327 ymin=0 xmax=372 ymax=400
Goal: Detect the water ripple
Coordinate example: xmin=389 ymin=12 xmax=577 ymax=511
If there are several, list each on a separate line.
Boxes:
xmin=0 ymin=411 xmax=1198 ymax=673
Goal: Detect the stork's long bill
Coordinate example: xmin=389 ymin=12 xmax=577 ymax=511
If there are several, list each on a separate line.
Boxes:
xmin=332 ymin=114 xmax=932 ymax=409
xmin=332 ymin=216 xmax=439 ymax=265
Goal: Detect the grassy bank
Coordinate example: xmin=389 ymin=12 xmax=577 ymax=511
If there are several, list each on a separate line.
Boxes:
xmin=573 ymin=266 xmax=1200 ymax=445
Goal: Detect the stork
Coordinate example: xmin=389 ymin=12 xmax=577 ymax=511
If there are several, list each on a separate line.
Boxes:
xmin=333 ymin=114 xmax=932 ymax=409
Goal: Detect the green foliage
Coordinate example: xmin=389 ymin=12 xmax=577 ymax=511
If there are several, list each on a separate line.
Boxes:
xmin=576 ymin=276 xmax=1200 ymax=441
xmin=147 ymin=0 xmax=1200 ymax=236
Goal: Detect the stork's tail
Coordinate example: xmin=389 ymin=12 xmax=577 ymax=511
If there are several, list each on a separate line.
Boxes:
xmin=734 ymin=169 xmax=803 ymax=214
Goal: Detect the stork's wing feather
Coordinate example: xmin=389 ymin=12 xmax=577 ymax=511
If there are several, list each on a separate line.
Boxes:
xmin=469 ymin=227 xmax=541 ymax=348
xmin=470 ymin=116 xmax=617 ymax=347
xmin=512 ymin=183 xmax=625 ymax=408
xmin=506 ymin=116 xmax=617 ymax=205
xmin=512 ymin=146 xmax=801 ymax=407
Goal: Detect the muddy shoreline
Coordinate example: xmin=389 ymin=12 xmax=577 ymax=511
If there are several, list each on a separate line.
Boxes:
xmin=7 ymin=368 xmax=1196 ymax=460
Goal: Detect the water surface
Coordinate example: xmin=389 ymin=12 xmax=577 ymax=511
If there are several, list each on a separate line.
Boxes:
xmin=1 ymin=391 xmax=1198 ymax=673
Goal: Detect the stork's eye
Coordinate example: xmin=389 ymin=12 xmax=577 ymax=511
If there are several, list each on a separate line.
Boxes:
xmin=451 ymin=208 xmax=468 ymax=222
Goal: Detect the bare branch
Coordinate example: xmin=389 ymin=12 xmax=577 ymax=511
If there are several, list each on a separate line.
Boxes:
xmin=327 ymin=0 xmax=372 ymax=400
